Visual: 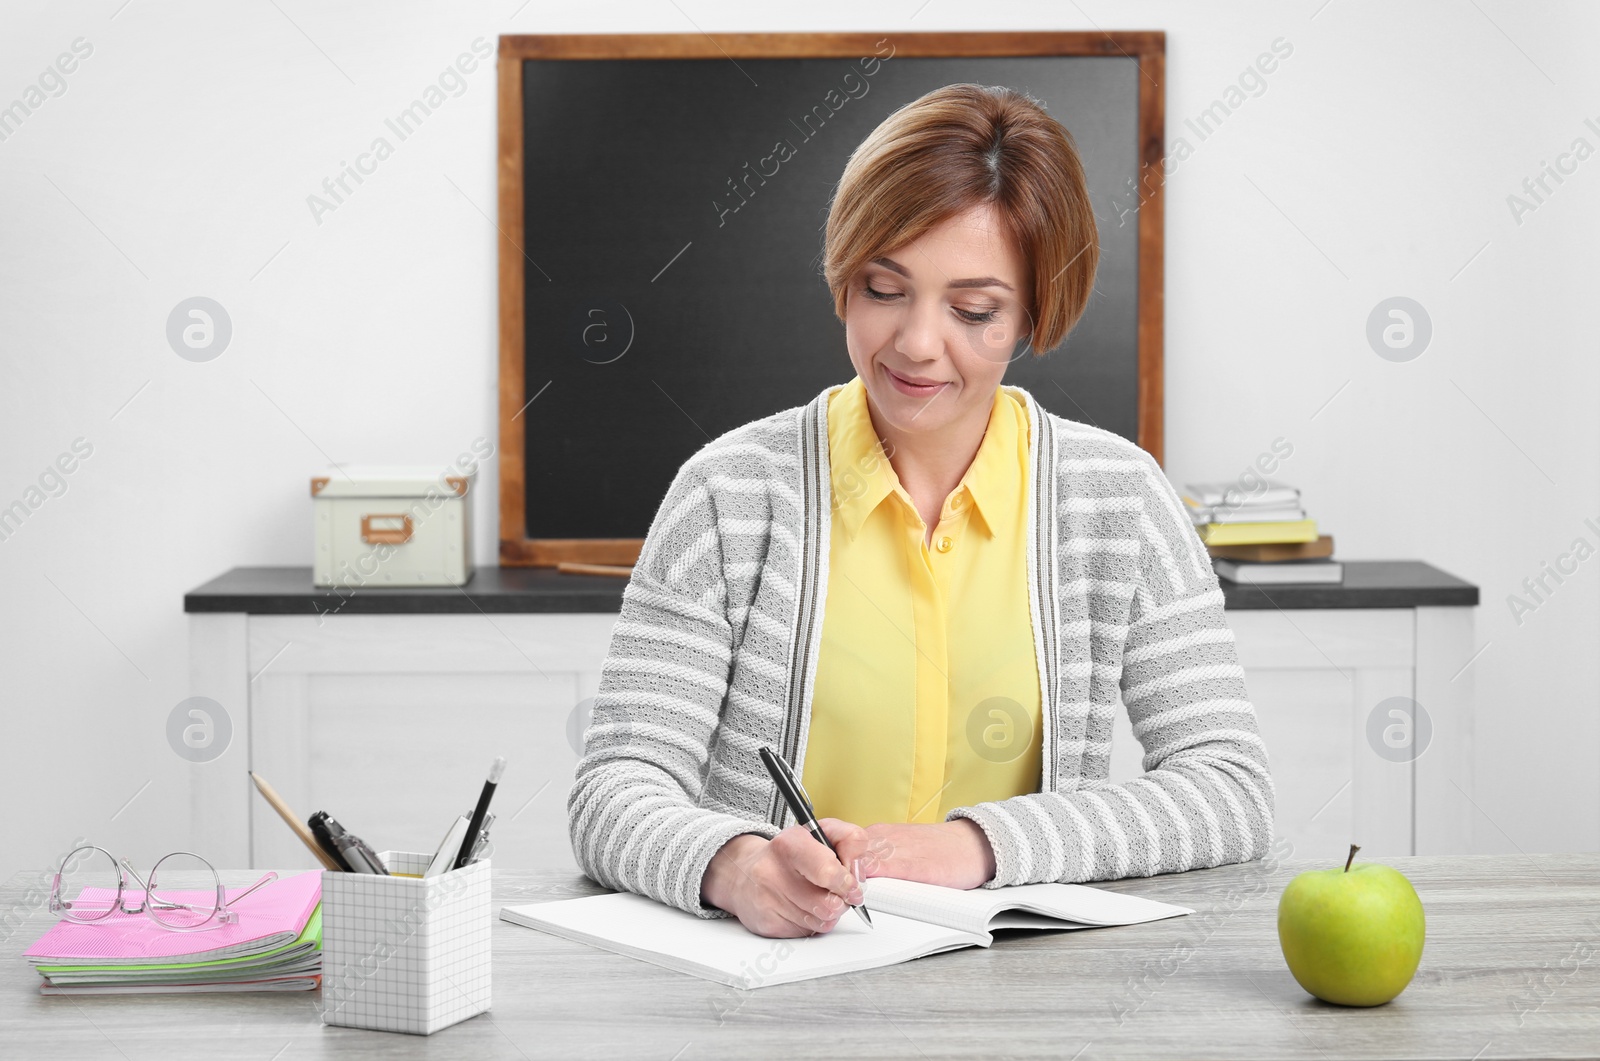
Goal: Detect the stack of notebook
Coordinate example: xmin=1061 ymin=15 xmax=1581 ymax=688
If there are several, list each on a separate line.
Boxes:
xmin=1182 ymin=480 xmax=1341 ymax=585
xmin=24 ymin=869 xmax=323 ymax=995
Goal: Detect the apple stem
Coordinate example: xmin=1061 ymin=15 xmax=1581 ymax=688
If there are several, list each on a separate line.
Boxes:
xmin=1344 ymin=843 xmax=1360 ymax=873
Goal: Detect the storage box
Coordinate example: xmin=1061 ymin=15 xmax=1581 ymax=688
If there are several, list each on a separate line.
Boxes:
xmin=312 ymin=466 xmax=474 ymax=588
xmin=320 ymin=851 xmax=492 ymax=1035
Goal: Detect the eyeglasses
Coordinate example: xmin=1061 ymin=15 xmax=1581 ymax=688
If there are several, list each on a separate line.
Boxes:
xmin=48 ymin=845 xmax=277 ymax=932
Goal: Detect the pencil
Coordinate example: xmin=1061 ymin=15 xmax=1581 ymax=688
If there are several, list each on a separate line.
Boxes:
xmin=248 ymin=770 xmax=343 ymax=872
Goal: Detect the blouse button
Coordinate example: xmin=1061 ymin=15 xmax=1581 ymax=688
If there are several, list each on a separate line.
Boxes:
xmin=950 ymin=494 xmax=964 ymax=511
xmin=936 ymin=535 xmax=953 ymax=553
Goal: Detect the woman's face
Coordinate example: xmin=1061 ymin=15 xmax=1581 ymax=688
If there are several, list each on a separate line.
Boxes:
xmin=844 ymin=202 xmax=1032 ymax=438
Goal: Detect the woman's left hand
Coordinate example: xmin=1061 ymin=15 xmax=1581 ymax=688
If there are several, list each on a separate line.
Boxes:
xmin=834 ymin=819 xmax=996 ymax=890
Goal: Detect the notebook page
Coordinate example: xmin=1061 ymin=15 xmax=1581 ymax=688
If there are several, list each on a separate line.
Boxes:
xmin=42 ymin=954 xmax=323 ymax=985
xmin=986 ymin=910 xmax=1094 ymax=932
xmin=863 ymin=877 xmax=1192 ymax=937
xmin=501 ymin=891 xmax=985 ymax=989
xmin=39 ymin=976 xmax=320 ymax=995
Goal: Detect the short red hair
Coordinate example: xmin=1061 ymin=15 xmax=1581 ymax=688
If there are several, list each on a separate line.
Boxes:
xmin=823 ymin=83 xmax=1099 ymax=355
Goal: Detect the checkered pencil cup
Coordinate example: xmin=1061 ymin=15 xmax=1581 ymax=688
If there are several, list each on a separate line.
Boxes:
xmin=320 ymin=851 xmax=492 ymax=1035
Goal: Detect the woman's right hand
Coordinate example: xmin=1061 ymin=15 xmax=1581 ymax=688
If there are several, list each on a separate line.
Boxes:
xmin=700 ymin=820 xmax=867 ymax=938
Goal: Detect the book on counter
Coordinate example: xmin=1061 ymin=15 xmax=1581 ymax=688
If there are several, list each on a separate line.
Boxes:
xmin=1185 ymin=481 xmax=1302 ymax=510
xmin=1198 ymin=520 xmax=1320 ymax=547
xmin=1183 ymin=480 xmax=1308 ymax=531
xmin=1213 ymin=557 xmax=1343 ymax=585
xmin=1210 ymin=535 xmax=1342 ymax=585
xmin=1207 ymin=536 xmax=1334 ymax=563
xmin=1181 ymin=478 xmax=1342 ymax=585
xmin=24 ymin=870 xmax=322 ymax=995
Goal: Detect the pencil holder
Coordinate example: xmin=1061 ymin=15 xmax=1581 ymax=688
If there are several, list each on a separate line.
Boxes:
xmin=320 ymin=851 xmax=491 ymax=1035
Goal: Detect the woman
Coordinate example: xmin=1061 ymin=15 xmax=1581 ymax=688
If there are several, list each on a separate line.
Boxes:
xmin=569 ymin=84 xmax=1274 ymax=939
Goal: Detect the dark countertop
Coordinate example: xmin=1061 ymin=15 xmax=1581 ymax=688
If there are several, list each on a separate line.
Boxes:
xmin=184 ymin=560 xmax=1478 ymax=615
xmin=1216 ymin=559 xmax=1478 ymax=609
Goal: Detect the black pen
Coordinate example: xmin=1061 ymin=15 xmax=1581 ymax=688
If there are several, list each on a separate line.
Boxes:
xmin=453 ymin=757 xmax=506 ymax=871
xmin=758 ymin=745 xmax=873 ymax=929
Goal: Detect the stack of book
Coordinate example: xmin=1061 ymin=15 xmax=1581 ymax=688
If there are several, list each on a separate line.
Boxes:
xmin=24 ymin=869 xmax=322 ymax=995
xmin=1181 ymin=480 xmax=1341 ymax=585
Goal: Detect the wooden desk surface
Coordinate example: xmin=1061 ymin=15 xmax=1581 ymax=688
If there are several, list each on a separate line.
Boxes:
xmin=3 ymin=853 xmax=1595 ymax=1060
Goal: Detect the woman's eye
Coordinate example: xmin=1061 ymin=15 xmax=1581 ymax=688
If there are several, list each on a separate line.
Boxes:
xmin=864 ymin=282 xmax=998 ymax=325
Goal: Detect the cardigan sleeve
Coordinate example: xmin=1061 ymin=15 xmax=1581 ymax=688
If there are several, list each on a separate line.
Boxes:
xmin=945 ymin=447 xmax=1276 ymax=887
xmin=566 ymin=455 xmax=781 ymax=918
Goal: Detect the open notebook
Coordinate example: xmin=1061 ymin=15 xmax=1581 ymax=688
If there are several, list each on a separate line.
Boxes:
xmin=501 ymin=877 xmax=1191 ymax=989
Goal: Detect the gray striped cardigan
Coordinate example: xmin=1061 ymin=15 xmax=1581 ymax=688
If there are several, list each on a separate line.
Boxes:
xmin=568 ymin=382 xmax=1275 ymax=918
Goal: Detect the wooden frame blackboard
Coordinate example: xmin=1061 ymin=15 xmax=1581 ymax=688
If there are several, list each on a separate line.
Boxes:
xmin=497 ymin=31 xmax=1166 ymax=567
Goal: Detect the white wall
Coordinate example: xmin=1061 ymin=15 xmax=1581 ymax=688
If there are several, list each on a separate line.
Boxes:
xmin=1 ymin=0 xmax=1594 ymax=888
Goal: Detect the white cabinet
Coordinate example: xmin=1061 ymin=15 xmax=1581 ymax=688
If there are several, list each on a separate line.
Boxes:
xmin=190 ymin=594 xmax=1475 ymax=871
xmin=189 ymin=612 xmax=614 ymax=874
xmin=1109 ymin=607 xmax=1474 ymax=862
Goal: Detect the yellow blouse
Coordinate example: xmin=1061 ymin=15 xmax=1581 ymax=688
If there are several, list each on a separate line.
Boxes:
xmin=801 ymin=375 xmax=1042 ymax=826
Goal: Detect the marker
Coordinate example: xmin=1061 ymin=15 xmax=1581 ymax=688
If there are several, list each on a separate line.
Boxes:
xmin=453 ymin=757 xmax=506 ymax=871
xmin=315 ymin=812 xmax=389 ymax=874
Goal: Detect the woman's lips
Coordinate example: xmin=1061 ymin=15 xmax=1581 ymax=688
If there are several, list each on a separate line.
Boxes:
xmin=884 ymin=365 xmax=949 ymax=397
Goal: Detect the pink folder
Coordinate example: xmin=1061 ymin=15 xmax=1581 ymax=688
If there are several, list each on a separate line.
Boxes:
xmin=25 ymin=869 xmax=321 ymax=963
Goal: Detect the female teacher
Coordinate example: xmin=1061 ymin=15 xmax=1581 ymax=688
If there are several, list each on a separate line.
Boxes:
xmin=568 ymin=84 xmax=1275 ymax=938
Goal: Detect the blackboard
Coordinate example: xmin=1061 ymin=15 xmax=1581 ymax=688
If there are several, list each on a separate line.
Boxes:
xmin=497 ymin=33 xmax=1165 ymax=565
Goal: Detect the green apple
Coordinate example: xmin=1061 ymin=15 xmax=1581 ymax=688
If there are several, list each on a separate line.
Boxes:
xmin=1277 ymin=844 xmax=1426 ymax=1006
